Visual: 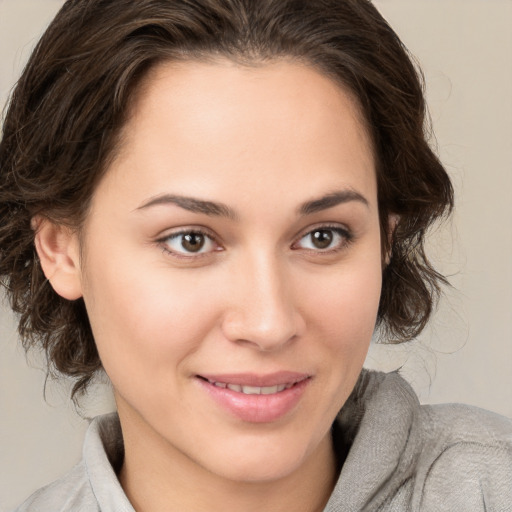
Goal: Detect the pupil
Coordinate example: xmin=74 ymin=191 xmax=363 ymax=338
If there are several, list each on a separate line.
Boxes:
xmin=182 ymin=233 xmax=205 ymax=252
xmin=312 ymin=230 xmax=333 ymax=249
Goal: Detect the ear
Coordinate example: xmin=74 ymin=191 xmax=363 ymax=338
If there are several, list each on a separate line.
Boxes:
xmin=32 ymin=216 xmax=83 ymax=300
xmin=384 ymin=213 xmax=400 ymax=266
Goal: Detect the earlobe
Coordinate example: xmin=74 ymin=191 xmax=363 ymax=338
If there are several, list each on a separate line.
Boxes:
xmin=32 ymin=216 xmax=83 ymax=300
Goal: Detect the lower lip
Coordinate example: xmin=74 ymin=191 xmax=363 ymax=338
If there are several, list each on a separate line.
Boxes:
xmin=198 ymin=378 xmax=310 ymax=423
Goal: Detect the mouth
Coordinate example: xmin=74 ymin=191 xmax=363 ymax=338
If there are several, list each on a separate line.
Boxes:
xmin=197 ymin=375 xmax=309 ymax=395
xmin=196 ymin=372 xmax=311 ymax=423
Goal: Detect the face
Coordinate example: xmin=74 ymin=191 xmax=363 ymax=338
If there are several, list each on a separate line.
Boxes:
xmin=77 ymin=59 xmax=382 ymax=483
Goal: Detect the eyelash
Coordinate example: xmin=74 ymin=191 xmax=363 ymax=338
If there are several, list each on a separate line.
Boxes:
xmin=293 ymin=224 xmax=353 ymax=254
xmin=157 ymin=224 xmax=353 ymax=259
xmin=157 ymin=228 xmax=221 ymax=259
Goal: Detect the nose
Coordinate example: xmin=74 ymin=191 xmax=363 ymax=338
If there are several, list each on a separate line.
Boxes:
xmin=220 ymin=252 xmax=305 ymax=351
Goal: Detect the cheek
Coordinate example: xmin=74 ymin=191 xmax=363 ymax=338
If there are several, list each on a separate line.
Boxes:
xmin=81 ymin=253 xmax=219 ymax=387
xmin=301 ymin=255 xmax=382 ymax=347
xmin=288 ymin=252 xmax=382 ymax=426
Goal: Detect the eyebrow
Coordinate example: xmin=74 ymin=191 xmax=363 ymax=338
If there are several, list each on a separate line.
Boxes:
xmin=298 ymin=190 xmax=369 ymax=215
xmin=137 ymin=194 xmax=238 ymax=220
xmin=136 ymin=189 xmax=368 ymax=219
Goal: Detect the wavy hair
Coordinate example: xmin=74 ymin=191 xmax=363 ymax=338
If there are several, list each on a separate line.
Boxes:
xmin=0 ymin=0 xmax=453 ymax=401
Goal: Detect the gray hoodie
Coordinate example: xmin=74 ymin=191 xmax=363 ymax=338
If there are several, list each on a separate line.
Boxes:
xmin=13 ymin=370 xmax=512 ymax=511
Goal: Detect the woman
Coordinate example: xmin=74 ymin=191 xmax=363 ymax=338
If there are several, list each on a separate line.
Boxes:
xmin=1 ymin=0 xmax=511 ymax=511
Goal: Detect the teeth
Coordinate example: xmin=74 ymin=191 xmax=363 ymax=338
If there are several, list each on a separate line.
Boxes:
xmin=261 ymin=385 xmax=279 ymax=394
xmin=241 ymin=385 xmax=264 ymax=394
xmin=215 ymin=382 xmax=292 ymax=395
xmin=205 ymin=377 xmax=304 ymax=394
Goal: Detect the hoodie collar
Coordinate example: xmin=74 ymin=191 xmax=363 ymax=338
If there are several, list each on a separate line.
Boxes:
xmin=324 ymin=370 xmax=423 ymax=511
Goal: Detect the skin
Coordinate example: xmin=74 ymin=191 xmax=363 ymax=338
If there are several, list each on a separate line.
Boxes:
xmin=36 ymin=59 xmax=384 ymax=512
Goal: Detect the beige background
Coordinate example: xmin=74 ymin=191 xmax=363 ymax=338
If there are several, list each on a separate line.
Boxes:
xmin=1 ymin=0 xmax=511 ymax=510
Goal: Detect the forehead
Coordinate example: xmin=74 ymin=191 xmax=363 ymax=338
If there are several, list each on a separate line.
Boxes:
xmin=129 ymin=58 xmax=372 ymax=157
xmin=95 ymin=58 xmax=376 ymax=217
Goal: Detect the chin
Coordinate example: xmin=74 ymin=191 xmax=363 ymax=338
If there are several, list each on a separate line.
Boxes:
xmin=197 ymin=430 xmax=325 ymax=484
xmin=213 ymin=451 xmax=307 ymax=483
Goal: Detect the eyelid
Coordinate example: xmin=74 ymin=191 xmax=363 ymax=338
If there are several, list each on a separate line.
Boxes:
xmin=155 ymin=223 xmax=353 ymax=259
xmin=292 ymin=223 xmax=353 ymax=252
xmin=156 ymin=226 xmax=223 ymax=258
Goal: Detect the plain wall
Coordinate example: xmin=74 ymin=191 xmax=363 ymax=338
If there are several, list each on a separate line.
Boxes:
xmin=1 ymin=1 xmax=511 ymax=510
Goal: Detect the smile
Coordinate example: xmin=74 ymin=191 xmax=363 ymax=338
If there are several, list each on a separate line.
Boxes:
xmin=197 ymin=373 xmax=311 ymax=422
xmin=205 ymin=380 xmax=297 ymax=395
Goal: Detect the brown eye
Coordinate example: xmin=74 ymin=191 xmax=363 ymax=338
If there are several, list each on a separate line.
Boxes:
xmin=181 ymin=233 xmax=205 ymax=252
xmin=311 ymin=229 xmax=333 ymax=249
xmin=163 ymin=231 xmax=217 ymax=256
xmin=295 ymin=227 xmax=349 ymax=252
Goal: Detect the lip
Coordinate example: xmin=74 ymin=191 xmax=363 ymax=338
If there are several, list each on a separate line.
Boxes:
xmin=198 ymin=371 xmax=309 ymax=387
xmin=196 ymin=372 xmax=311 ymax=423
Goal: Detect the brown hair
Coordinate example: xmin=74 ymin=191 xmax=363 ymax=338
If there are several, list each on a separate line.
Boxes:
xmin=0 ymin=0 xmax=453 ymax=401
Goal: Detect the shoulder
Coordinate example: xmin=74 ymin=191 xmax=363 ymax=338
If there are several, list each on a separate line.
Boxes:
xmin=424 ymin=401 xmax=512 ymax=446
xmin=416 ymin=402 xmax=512 ymax=510
xmin=12 ymin=413 xmax=131 ymax=512
xmin=338 ymin=370 xmax=512 ymax=511
xmin=11 ymin=461 xmax=98 ymax=512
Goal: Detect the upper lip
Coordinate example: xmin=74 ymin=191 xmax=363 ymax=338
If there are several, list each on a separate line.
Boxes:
xmin=197 ymin=371 xmax=311 ymax=387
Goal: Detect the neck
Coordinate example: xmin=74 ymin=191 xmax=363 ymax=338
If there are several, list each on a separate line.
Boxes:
xmin=117 ymin=407 xmax=338 ymax=512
